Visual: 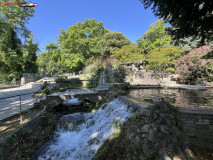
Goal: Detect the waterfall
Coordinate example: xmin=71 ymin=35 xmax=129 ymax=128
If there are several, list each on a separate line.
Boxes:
xmin=38 ymin=98 xmax=132 ymax=160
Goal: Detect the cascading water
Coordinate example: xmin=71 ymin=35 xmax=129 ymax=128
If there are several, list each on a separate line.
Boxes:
xmin=38 ymin=98 xmax=132 ymax=160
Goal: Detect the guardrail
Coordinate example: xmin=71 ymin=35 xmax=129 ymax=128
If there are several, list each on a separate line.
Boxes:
xmin=0 ymin=90 xmax=40 ymax=120
xmin=0 ymin=81 xmax=21 ymax=88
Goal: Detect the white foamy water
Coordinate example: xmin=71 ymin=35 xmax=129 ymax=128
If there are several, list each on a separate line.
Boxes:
xmin=38 ymin=98 xmax=132 ymax=160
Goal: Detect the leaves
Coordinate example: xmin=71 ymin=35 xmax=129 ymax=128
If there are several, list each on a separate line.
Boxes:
xmin=112 ymin=44 xmax=144 ymax=63
xmin=137 ymin=20 xmax=172 ymax=54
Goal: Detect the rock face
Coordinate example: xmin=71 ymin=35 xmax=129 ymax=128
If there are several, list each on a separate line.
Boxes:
xmin=118 ymin=97 xmax=194 ymax=160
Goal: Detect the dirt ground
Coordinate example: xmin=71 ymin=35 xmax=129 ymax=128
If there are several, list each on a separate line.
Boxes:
xmin=0 ymin=106 xmax=44 ymax=141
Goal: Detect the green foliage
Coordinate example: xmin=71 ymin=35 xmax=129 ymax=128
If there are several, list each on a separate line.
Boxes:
xmin=146 ymin=46 xmax=183 ymax=73
xmin=42 ymin=88 xmax=51 ymax=95
xmin=61 ymin=53 xmax=84 ymax=73
xmin=84 ymin=64 xmax=95 ymax=74
xmin=22 ymin=35 xmax=39 ymax=73
xmin=97 ymin=31 xmax=132 ymax=57
xmin=0 ymin=25 xmax=24 ymax=81
xmin=58 ymin=19 xmax=108 ymax=59
xmin=112 ymin=44 xmax=144 ymax=63
xmin=0 ymin=2 xmax=37 ymax=81
xmin=130 ymin=77 xmax=134 ymax=82
xmin=0 ymin=0 xmax=35 ymax=38
xmin=137 ymin=20 xmax=172 ymax=54
xmin=140 ymin=0 xmax=213 ymax=44
xmin=87 ymin=67 xmax=104 ymax=87
xmin=56 ymin=78 xmax=83 ymax=88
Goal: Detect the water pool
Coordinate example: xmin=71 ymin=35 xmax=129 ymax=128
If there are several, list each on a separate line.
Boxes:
xmin=130 ymin=88 xmax=213 ymax=109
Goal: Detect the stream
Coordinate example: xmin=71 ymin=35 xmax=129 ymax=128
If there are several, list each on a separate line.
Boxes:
xmin=38 ymin=98 xmax=132 ymax=160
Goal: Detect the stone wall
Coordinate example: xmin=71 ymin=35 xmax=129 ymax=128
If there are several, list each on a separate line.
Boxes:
xmin=180 ymin=108 xmax=213 ymax=150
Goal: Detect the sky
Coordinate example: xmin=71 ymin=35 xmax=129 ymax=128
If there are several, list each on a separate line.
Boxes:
xmin=26 ymin=0 xmax=158 ymax=53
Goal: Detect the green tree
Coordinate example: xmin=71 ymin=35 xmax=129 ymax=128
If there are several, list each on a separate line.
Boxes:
xmin=112 ymin=44 xmax=144 ymax=63
xmin=139 ymin=0 xmax=213 ymax=45
xmin=0 ymin=25 xmax=23 ymax=81
xmin=137 ymin=20 xmax=172 ymax=54
xmin=58 ymin=19 xmax=108 ymax=59
xmin=36 ymin=52 xmax=50 ymax=71
xmin=145 ymin=46 xmax=183 ymax=73
xmin=97 ymin=31 xmax=132 ymax=57
xmin=23 ymin=35 xmax=39 ymax=73
xmin=0 ymin=0 xmax=35 ymax=38
xmin=61 ymin=53 xmax=84 ymax=73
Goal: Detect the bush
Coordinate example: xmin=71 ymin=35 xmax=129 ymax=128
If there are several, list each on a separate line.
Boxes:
xmin=175 ymin=46 xmax=213 ymax=85
xmin=84 ymin=65 xmax=95 ymax=74
xmin=42 ymin=88 xmax=51 ymax=95
xmin=56 ymin=78 xmax=83 ymax=88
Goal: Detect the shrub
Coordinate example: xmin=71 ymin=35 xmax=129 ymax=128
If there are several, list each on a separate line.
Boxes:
xmin=42 ymin=88 xmax=51 ymax=95
xmin=175 ymin=46 xmax=213 ymax=85
xmin=56 ymin=78 xmax=83 ymax=88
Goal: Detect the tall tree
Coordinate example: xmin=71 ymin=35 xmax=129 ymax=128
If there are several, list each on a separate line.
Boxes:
xmin=97 ymin=31 xmax=132 ymax=57
xmin=146 ymin=46 xmax=183 ymax=73
xmin=58 ymin=19 xmax=108 ymax=59
xmin=23 ymin=35 xmax=39 ymax=73
xmin=137 ymin=20 xmax=172 ymax=54
xmin=0 ymin=0 xmax=35 ymax=38
xmin=140 ymin=0 xmax=213 ymax=45
xmin=112 ymin=44 xmax=144 ymax=63
xmin=0 ymin=25 xmax=23 ymax=81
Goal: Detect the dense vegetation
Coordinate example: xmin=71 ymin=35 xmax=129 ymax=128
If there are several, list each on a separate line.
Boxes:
xmin=0 ymin=1 xmax=39 ymax=82
xmin=0 ymin=1 xmax=212 ymax=86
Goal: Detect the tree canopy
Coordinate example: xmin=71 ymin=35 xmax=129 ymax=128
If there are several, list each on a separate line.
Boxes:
xmin=137 ymin=20 xmax=171 ymax=54
xmin=140 ymin=0 xmax=213 ymax=44
xmin=112 ymin=44 xmax=144 ymax=63
xmin=58 ymin=19 xmax=108 ymax=59
xmin=145 ymin=46 xmax=183 ymax=73
xmin=98 ymin=31 xmax=132 ymax=57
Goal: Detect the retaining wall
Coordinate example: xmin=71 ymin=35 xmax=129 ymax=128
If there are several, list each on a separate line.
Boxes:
xmin=180 ymin=108 xmax=213 ymax=150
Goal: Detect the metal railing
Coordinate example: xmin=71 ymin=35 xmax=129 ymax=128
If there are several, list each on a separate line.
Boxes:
xmin=0 ymin=90 xmax=41 ymax=120
xmin=0 ymin=81 xmax=21 ymax=88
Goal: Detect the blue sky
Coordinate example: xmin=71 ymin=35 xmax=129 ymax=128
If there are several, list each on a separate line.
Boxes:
xmin=26 ymin=0 xmax=158 ymax=53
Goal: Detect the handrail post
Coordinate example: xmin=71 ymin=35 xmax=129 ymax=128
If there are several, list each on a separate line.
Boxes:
xmin=19 ymin=95 xmax=22 ymax=112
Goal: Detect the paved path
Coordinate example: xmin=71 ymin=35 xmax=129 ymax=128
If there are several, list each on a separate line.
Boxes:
xmin=0 ymin=83 xmax=42 ymax=120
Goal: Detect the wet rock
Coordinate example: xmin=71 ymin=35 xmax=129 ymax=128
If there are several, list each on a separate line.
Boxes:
xmin=142 ymin=134 xmax=148 ymax=138
xmin=171 ymin=126 xmax=182 ymax=136
xmin=157 ymin=132 xmax=164 ymax=138
xmin=165 ymin=118 xmax=172 ymax=127
xmin=142 ymin=139 xmax=150 ymax=156
xmin=167 ymin=144 xmax=175 ymax=153
xmin=169 ymin=136 xmax=178 ymax=143
xmin=153 ymin=113 xmax=158 ymax=120
xmin=160 ymin=113 xmax=166 ymax=118
xmin=169 ymin=114 xmax=175 ymax=120
xmin=153 ymin=142 xmax=160 ymax=149
xmin=157 ymin=117 xmax=166 ymax=125
xmin=178 ymin=134 xmax=189 ymax=144
xmin=160 ymin=125 xmax=170 ymax=133
xmin=158 ymin=148 xmax=172 ymax=160
xmin=148 ymin=126 xmax=158 ymax=142
xmin=141 ymin=124 xmax=151 ymax=133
